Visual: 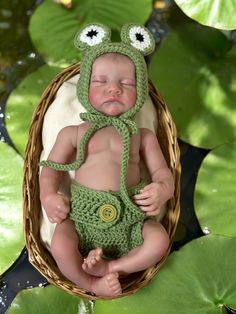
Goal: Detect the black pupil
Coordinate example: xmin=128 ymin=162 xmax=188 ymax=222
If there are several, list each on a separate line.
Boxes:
xmin=87 ymin=29 xmax=98 ymax=38
xmin=135 ymin=33 xmax=144 ymax=42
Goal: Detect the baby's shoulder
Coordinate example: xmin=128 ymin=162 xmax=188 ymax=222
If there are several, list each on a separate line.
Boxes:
xmin=140 ymin=127 xmax=156 ymax=138
xmin=76 ymin=122 xmax=91 ymax=137
xmin=60 ymin=122 xmax=90 ymax=135
xmin=56 ymin=123 xmax=90 ymax=142
xmin=139 ymin=128 xmax=158 ymax=146
xmin=56 ymin=123 xmax=91 ymax=148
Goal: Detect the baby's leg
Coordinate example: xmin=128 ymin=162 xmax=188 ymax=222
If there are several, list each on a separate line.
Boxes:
xmin=83 ymin=219 xmax=169 ymax=276
xmin=50 ymin=219 xmax=121 ymax=297
xmin=109 ymin=219 xmax=169 ymax=274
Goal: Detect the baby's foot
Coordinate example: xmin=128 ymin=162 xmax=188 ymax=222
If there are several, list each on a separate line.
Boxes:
xmin=82 ymin=248 xmax=110 ymax=277
xmin=91 ymin=272 xmax=121 ymax=297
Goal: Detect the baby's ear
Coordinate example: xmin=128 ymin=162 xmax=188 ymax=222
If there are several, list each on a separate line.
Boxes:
xmin=120 ymin=24 xmax=155 ymax=56
xmin=74 ymin=23 xmax=111 ymax=51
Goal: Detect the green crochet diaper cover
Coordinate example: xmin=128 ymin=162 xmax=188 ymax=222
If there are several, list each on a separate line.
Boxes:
xmin=40 ymin=23 xmax=155 ymax=257
xmin=70 ymin=180 xmax=146 ymax=258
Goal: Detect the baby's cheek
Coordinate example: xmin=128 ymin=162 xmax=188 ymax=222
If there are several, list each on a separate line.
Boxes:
xmin=127 ymin=90 xmax=136 ymax=106
xmin=88 ymin=87 xmax=100 ymax=108
xmin=88 ymin=88 xmax=94 ymax=103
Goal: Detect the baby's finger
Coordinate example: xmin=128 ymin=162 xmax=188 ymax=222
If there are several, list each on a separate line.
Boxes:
xmin=139 ymin=205 xmax=156 ymax=212
xmin=56 ymin=202 xmax=70 ymax=212
xmin=57 ymin=211 xmax=68 ymax=220
xmin=57 ymin=201 xmax=69 ymax=210
xmin=133 ymin=198 xmax=152 ymax=206
xmin=49 ymin=216 xmax=61 ymax=224
xmin=133 ymin=191 xmax=151 ymax=200
xmin=61 ymin=197 xmax=70 ymax=207
xmin=140 ymin=184 xmax=155 ymax=192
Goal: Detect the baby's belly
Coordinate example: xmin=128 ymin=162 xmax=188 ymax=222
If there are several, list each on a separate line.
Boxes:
xmin=75 ymin=161 xmax=140 ymax=191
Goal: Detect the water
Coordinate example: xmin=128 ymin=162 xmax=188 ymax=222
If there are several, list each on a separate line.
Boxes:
xmin=0 ymin=2 xmax=46 ymax=313
xmin=0 ymin=0 xmax=44 ymax=146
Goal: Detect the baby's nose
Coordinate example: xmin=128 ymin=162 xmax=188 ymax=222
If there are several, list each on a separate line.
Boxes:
xmin=108 ymin=81 xmax=121 ymax=94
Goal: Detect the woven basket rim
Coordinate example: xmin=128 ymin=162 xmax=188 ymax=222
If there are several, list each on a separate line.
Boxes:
xmin=23 ymin=62 xmax=181 ymax=300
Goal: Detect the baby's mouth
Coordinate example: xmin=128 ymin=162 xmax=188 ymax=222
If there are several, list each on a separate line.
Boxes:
xmin=104 ymin=98 xmax=122 ymax=105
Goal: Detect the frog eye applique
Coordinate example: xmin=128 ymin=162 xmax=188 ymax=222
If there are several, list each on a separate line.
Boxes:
xmin=74 ymin=23 xmax=155 ymax=57
xmin=121 ymin=24 xmax=155 ymax=56
xmin=74 ymin=23 xmax=111 ymax=50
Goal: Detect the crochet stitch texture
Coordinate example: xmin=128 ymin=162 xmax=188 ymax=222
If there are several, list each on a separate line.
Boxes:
xmin=40 ymin=23 xmax=155 ymax=256
xmin=70 ymin=180 xmax=146 ymax=258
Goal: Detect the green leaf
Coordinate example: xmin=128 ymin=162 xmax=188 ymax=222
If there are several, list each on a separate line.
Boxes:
xmin=95 ymin=235 xmax=236 ymax=314
xmin=29 ymin=0 xmax=152 ymax=67
xmin=174 ymin=0 xmax=236 ymax=30
xmin=7 ymin=285 xmax=89 ymax=314
xmin=0 ymin=142 xmax=24 ymax=275
xmin=149 ymin=24 xmax=236 ymax=149
xmin=5 ymin=65 xmax=60 ymax=156
xmin=194 ymin=142 xmax=236 ymax=237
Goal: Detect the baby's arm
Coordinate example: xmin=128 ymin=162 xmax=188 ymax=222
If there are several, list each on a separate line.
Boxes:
xmin=39 ymin=126 xmax=78 ymax=224
xmin=133 ymin=128 xmax=174 ymax=216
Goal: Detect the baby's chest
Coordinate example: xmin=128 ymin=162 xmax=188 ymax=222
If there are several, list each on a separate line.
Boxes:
xmin=87 ymin=128 xmax=123 ymax=153
xmin=86 ymin=127 xmax=140 ymax=155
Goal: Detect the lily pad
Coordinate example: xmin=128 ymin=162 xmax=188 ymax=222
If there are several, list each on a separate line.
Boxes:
xmin=194 ymin=142 xmax=236 ymax=237
xmin=95 ymin=235 xmax=236 ymax=314
xmin=29 ymin=0 xmax=152 ymax=67
xmin=5 ymin=64 xmax=60 ymax=156
xmin=174 ymin=0 xmax=236 ymax=30
xmin=0 ymin=141 xmax=23 ymax=275
xmin=7 ymin=285 xmax=87 ymax=314
xmin=149 ymin=23 xmax=236 ymax=149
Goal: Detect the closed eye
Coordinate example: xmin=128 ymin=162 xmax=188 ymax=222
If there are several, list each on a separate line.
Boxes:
xmin=91 ymin=75 xmax=107 ymax=83
xmin=91 ymin=80 xmax=106 ymax=83
xmin=121 ymin=79 xmax=136 ymax=86
xmin=91 ymin=78 xmax=107 ymax=83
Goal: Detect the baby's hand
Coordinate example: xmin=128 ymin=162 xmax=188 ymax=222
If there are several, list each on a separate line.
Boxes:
xmin=42 ymin=193 xmax=70 ymax=224
xmin=133 ymin=183 xmax=164 ymax=216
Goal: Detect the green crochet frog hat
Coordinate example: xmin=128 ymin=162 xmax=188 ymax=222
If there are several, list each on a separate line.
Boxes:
xmin=74 ymin=23 xmax=155 ymax=120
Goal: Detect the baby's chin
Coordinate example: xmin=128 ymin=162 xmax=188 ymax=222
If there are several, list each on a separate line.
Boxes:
xmin=102 ymin=102 xmax=124 ymax=116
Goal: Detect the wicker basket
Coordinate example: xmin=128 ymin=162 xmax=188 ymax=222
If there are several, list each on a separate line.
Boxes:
xmin=23 ymin=63 xmax=181 ymax=300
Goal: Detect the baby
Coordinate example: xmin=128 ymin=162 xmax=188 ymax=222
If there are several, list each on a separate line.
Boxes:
xmin=39 ymin=24 xmax=174 ymax=297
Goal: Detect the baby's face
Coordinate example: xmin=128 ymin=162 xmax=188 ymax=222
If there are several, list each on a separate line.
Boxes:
xmin=88 ymin=53 xmax=136 ymax=116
